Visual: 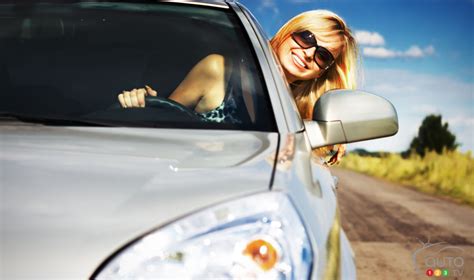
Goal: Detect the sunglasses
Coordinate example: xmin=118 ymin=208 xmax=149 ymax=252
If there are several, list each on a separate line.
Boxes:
xmin=291 ymin=30 xmax=335 ymax=71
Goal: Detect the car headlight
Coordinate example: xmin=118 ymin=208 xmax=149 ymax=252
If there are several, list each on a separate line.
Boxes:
xmin=95 ymin=192 xmax=313 ymax=279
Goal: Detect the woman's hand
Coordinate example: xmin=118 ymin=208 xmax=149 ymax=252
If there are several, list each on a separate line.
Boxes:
xmin=118 ymin=85 xmax=157 ymax=108
xmin=327 ymin=144 xmax=346 ymax=165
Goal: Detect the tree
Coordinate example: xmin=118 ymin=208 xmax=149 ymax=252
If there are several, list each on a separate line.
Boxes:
xmin=407 ymin=114 xmax=458 ymax=157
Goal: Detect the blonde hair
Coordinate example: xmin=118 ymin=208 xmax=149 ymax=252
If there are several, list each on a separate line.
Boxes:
xmin=271 ymin=10 xmax=359 ymax=119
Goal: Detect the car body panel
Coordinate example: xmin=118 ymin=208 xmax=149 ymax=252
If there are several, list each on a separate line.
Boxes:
xmin=271 ymin=132 xmax=356 ymax=279
xmin=0 ymin=124 xmax=278 ymax=278
xmin=160 ymin=0 xmax=229 ymax=9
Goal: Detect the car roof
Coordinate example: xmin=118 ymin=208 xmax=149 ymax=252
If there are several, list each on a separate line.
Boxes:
xmin=158 ymin=0 xmax=237 ymax=9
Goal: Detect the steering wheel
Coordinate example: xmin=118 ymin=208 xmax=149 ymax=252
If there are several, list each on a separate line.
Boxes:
xmin=142 ymin=96 xmax=201 ymax=120
xmin=84 ymin=96 xmax=204 ymax=123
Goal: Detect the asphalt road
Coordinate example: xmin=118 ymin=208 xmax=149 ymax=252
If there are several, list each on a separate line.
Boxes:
xmin=334 ymin=168 xmax=474 ymax=280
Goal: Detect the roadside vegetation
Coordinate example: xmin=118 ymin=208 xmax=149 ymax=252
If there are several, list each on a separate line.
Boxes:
xmin=340 ymin=150 xmax=474 ymax=206
xmin=340 ymin=114 xmax=474 ymax=206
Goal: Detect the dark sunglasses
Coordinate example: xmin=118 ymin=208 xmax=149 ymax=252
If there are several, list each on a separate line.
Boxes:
xmin=291 ymin=30 xmax=335 ymax=71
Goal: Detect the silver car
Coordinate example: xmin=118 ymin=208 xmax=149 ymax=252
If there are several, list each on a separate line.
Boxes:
xmin=0 ymin=1 xmax=398 ymax=279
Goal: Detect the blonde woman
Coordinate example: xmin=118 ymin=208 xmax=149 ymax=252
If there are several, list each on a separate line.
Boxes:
xmin=118 ymin=10 xmax=359 ymax=164
xmin=270 ymin=10 xmax=359 ymax=164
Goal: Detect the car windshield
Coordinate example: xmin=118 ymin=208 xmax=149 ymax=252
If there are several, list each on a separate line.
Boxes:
xmin=0 ymin=2 xmax=276 ymax=131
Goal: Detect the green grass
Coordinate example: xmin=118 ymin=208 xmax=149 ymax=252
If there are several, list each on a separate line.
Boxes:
xmin=340 ymin=150 xmax=474 ymax=206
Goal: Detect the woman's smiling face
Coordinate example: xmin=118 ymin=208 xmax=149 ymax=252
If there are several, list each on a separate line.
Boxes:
xmin=276 ymin=30 xmax=343 ymax=83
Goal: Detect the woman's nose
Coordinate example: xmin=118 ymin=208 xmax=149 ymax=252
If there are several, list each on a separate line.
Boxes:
xmin=303 ymin=47 xmax=316 ymax=61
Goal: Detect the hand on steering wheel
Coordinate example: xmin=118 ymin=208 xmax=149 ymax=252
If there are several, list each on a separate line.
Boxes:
xmin=118 ymin=85 xmax=157 ymax=108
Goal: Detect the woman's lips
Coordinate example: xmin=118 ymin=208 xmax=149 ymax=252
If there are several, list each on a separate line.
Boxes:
xmin=291 ymin=53 xmax=308 ymax=70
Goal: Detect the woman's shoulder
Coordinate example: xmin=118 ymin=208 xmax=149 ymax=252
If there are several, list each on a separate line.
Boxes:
xmin=195 ymin=54 xmax=225 ymax=80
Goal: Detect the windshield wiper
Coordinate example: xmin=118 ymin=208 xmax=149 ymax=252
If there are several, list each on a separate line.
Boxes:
xmin=0 ymin=112 xmax=115 ymax=127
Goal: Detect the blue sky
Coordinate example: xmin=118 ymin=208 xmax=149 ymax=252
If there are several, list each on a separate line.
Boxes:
xmin=239 ymin=0 xmax=474 ymax=152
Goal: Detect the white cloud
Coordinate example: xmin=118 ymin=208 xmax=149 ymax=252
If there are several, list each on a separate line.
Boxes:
xmin=362 ymin=45 xmax=435 ymax=59
xmin=258 ymin=0 xmax=279 ymax=14
xmin=404 ymin=46 xmax=425 ymax=58
xmin=354 ymin=30 xmax=385 ymax=46
xmin=404 ymin=45 xmax=436 ymax=58
xmin=261 ymin=0 xmax=276 ymax=7
xmin=424 ymin=45 xmax=435 ymax=55
xmin=363 ymin=47 xmax=396 ymax=58
xmin=349 ymin=69 xmax=474 ymax=152
xmin=353 ymin=29 xmax=435 ymax=59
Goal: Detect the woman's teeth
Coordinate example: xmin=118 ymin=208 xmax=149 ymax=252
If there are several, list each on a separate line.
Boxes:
xmin=292 ymin=54 xmax=306 ymax=69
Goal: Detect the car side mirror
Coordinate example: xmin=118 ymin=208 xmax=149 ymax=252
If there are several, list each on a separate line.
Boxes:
xmin=304 ymin=90 xmax=398 ymax=149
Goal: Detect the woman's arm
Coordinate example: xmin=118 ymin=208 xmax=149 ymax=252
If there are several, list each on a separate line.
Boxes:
xmin=168 ymin=54 xmax=225 ymax=113
xmin=118 ymin=54 xmax=226 ymax=113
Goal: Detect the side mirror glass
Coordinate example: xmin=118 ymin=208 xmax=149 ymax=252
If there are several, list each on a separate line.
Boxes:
xmin=304 ymin=90 xmax=398 ymax=149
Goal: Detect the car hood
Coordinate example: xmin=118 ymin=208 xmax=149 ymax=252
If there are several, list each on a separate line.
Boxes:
xmin=0 ymin=124 xmax=278 ymax=279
